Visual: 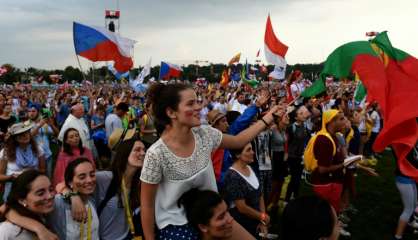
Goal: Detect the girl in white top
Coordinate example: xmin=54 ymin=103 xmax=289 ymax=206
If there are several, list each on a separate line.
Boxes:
xmin=140 ymin=83 xmax=284 ymax=240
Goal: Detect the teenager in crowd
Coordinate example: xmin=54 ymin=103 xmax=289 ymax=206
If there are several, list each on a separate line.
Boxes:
xmin=178 ymin=188 xmax=234 ymax=240
xmin=282 ymin=196 xmax=341 ymax=240
xmin=285 ymin=105 xmax=310 ymax=202
xmin=140 ymin=83 xmax=284 ymax=240
xmin=48 ymin=158 xmax=99 ymax=239
xmin=0 ymin=170 xmax=55 ymax=240
xmin=94 ymin=130 xmax=146 ymax=239
xmin=0 ymin=122 xmax=45 ymax=201
xmin=53 ymin=128 xmax=94 ymax=188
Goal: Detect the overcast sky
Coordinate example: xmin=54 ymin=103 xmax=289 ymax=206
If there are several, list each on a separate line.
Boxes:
xmin=1 ymin=0 xmax=417 ymax=70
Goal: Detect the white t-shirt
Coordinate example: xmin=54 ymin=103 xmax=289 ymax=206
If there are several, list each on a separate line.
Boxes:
xmin=369 ymin=111 xmax=380 ymax=133
xmin=213 ymin=102 xmax=227 ymax=115
xmin=0 ymin=221 xmax=35 ymax=240
xmin=140 ymin=125 xmax=223 ymax=229
xmin=229 ymin=99 xmax=247 ymax=114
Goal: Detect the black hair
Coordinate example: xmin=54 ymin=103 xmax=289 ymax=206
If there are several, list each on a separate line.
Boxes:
xmin=147 ymin=83 xmax=192 ymax=134
xmin=332 ymin=98 xmax=342 ymax=109
xmin=116 ymin=102 xmax=129 ymax=112
xmin=64 ymin=157 xmax=93 ymax=189
xmin=6 ymin=170 xmax=48 ymax=223
xmin=178 ymin=188 xmax=224 ymax=230
xmin=282 ymin=196 xmax=335 ymax=240
xmin=225 ymin=111 xmax=241 ymax=125
xmin=288 ymin=104 xmax=303 ymax=123
xmin=62 ymin=128 xmax=84 ymax=156
xmin=98 ymin=137 xmax=142 ymax=214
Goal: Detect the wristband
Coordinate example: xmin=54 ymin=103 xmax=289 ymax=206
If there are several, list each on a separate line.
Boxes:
xmin=260 ymin=118 xmax=269 ymax=128
xmin=62 ymin=191 xmax=79 ymax=200
xmin=260 ymin=212 xmax=267 ymax=225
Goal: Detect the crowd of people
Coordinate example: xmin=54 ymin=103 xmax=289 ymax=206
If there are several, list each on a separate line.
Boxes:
xmin=0 ymin=69 xmax=416 ymax=240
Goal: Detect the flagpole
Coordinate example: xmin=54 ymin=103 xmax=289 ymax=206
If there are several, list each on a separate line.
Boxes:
xmin=92 ymin=62 xmax=95 ymax=86
xmin=158 ymin=63 xmax=161 ymax=81
xmin=75 ymin=55 xmax=87 ymax=82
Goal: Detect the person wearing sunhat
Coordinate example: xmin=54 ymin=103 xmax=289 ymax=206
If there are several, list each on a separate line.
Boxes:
xmin=208 ymin=109 xmax=229 ymax=183
xmin=108 ymin=128 xmax=138 ymax=153
xmin=0 ymin=121 xmax=45 ymax=201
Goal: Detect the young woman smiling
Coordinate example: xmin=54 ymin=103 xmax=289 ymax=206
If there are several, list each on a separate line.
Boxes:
xmin=140 ymin=83 xmax=284 ymax=240
xmin=0 ymin=170 xmax=55 ymax=240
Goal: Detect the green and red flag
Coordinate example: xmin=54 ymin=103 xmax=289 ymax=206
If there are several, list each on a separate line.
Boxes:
xmin=312 ymin=31 xmax=418 ymax=179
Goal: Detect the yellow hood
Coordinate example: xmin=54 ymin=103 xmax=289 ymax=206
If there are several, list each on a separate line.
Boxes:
xmin=321 ymin=109 xmax=340 ymax=132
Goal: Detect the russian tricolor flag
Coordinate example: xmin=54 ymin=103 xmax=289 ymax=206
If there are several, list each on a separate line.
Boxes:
xmin=159 ymin=61 xmax=182 ymax=79
xmin=73 ymin=22 xmax=136 ymax=73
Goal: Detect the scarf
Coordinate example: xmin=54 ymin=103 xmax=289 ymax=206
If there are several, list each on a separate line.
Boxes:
xmin=15 ymin=145 xmax=39 ymax=169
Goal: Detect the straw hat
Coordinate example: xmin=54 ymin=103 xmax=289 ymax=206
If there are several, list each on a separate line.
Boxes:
xmin=8 ymin=121 xmax=34 ymax=136
xmin=108 ymin=128 xmax=136 ymax=150
xmin=207 ymin=110 xmax=225 ymax=126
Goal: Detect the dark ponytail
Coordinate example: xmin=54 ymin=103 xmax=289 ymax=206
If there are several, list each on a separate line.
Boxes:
xmin=147 ymin=83 xmax=192 ymax=134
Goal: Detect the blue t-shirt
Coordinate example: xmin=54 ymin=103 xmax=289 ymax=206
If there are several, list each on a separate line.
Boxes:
xmin=57 ymin=103 xmax=70 ymax=126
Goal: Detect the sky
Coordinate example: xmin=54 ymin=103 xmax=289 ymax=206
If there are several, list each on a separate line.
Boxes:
xmin=1 ymin=0 xmax=418 ymax=70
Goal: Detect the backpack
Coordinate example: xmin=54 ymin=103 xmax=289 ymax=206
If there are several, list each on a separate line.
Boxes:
xmin=303 ymin=131 xmax=336 ymax=172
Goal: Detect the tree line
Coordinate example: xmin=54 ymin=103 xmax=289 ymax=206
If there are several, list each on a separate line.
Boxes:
xmin=0 ymin=63 xmax=324 ymax=84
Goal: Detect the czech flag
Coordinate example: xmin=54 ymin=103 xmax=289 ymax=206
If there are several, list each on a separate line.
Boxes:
xmin=73 ymin=22 xmax=136 ymax=73
xmin=264 ymin=15 xmax=288 ymax=68
xmin=159 ymin=61 xmax=182 ymax=79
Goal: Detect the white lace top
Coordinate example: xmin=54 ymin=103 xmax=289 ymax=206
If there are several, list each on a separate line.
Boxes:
xmin=140 ymin=125 xmax=223 ymax=229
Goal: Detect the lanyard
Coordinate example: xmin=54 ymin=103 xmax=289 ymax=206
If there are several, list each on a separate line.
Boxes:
xmin=79 ymin=206 xmax=92 ymax=240
xmin=121 ymin=178 xmax=142 ymax=240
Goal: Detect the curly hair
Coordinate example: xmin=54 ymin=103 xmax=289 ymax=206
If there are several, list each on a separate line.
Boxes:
xmin=4 ymin=133 xmax=40 ymax=162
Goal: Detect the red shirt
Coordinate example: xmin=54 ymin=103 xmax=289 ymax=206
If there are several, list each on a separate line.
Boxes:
xmin=311 ymin=135 xmax=344 ymax=184
xmin=211 ymin=148 xmax=224 ymax=182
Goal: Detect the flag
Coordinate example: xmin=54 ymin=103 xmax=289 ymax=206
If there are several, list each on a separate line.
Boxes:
xmin=108 ymin=64 xmax=129 ymax=80
xmin=256 ymin=49 xmax=260 ymax=57
xmin=300 ymin=78 xmax=326 ymax=98
xmin=73 ymin=22 xmax=136 ymax=73
xmin=268 ymin=65 xmax=285 ymax=80
xmin=315 ymin=31 xmax=418 ymax=179
xmin=264 ymin=14 xmax=288 ymax=68
xmin=241 ymin=65 xmax=259 ymax=88
xmin=220 ymin=69 xmax=230 ymax=87
xmin=0 ymin=66 xmax=8 ymax=76
xmin=354 ymin=81 xmax=367 ymax=102
xmin=159 ymin=61 xmax=182 ymax=79
xmin=136 ymin=58 xmax=152 ymax=83
xmin=129 ymin=77 xmax=148 ymax=93
xmin=228 ymin=53 xmax=241 ymax=65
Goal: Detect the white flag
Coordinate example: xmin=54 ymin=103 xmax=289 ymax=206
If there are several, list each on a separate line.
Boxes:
xmin=268 ymin=65 xmax=286 ymax=80
xmin=136 ymin=58 xmax=152 ymax=83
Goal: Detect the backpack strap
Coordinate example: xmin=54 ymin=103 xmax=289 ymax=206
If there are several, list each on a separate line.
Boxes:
xmin=97 ymin=177 xmax=118 ymax=216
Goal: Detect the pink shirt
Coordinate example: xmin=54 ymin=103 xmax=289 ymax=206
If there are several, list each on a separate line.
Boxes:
xmin=53 ymin=147 xmax=94 ymax=187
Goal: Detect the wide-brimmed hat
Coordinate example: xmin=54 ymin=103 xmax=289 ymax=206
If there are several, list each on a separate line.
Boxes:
xmin=108 ymin=128 xmax=136 ymax=150
xmin=207 ymin=110 xmax=226 ymax=126
xmin=8 ymin=121 xmax=33 ymax=136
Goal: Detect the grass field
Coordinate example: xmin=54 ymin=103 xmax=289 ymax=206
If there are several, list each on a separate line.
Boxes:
xmin=273 ymin=150 xmax=417 ymax=240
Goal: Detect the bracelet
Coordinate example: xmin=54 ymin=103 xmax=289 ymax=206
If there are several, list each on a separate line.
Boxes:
xmin=260 ymin=212 xmax=267 ymax=225
xmin=62 ymin=191 xmax=79 ymax=200
xmin=260 ymin=118 xmax=269 ymax=127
